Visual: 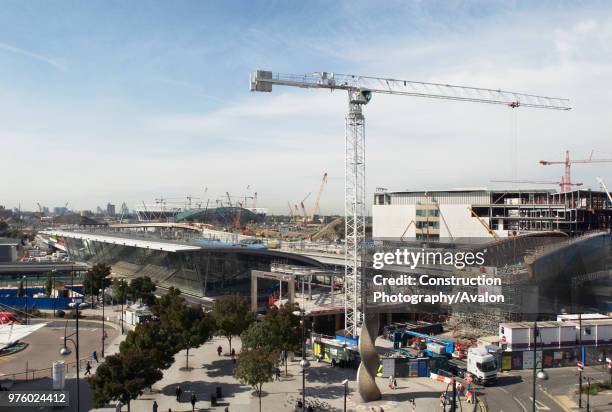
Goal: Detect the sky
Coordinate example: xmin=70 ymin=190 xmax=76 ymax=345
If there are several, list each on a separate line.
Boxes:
xmin=1 ymin=0 xmax=612 ymax=215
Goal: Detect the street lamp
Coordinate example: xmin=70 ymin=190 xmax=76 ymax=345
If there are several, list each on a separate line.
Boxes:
xmin=52 ymin=269 xmax=57 ymax=318
xmin=299 ymin=358 xmax=310 ymax=410
xmin=99 ymin=288 xmax=105 ymax=358
xmin=22 ymin=275 xmax=28 ymax=325
xmin=342 ymin=379 xmax=349 ymax=412
xmin=60 ymin=306 xmax=80 ymax=412
xmin=120 ymin=279 xmax=125 ymax=334
xmin=294 ymin=308 xmax=309 ymax=410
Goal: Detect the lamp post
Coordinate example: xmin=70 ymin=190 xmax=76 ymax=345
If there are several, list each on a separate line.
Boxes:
xmin=294 ymin=309 xmax=309 ymax=410
xmin=586 ymin=376 xmax=591 ymax=412
xmin=60 ymin=305 xmax=80 ymax=412
xmin=99 ymin=288 xmax=105 ymax=358
xmin=578 ymin=313 xmax=583 ymax=409
xmin=52 ymin=269 xmax=57 ymax=318
xmin=120 ymin=279 xmax=125 ymax=334
xmin=342 ymin=379 xmax=348 ymax=412
xmin=22 ymin=275 xmax=28 ymax=325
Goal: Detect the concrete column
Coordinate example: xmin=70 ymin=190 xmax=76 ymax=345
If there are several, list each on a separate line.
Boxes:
xmin=251 ymin=271 xmax=258 ymax=312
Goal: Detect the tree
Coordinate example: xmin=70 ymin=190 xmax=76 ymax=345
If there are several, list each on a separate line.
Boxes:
xmin=234 ymin=349 xmax=276 ymax=412
xmin=240 ymin=321 xmax=280 ymax=355
xmin=17 ymin=281 xmax=25 ymax=297
xmin=181 ymin=306 xmax=213 ymax=370
xmin=112 ymin=279 xmax=128 ymax=304
xmin=119 ymin=322 xmax=177 ymax=370
xmin=152 ymin=287 xmax=214 ymax=370
xmin=88 ymin=351 xmax=162 ymax=412
xmin=265 ymin=303 xmax=301 ymax=375
xmin=128 ymin=276 xmax=156 ymax=306
xmin=211 ymin=294 xmax=254 ymax=353
xmin=83 ymin=263 xmax=111 ymax=304
xmin=44 ymin=272 xmax=54 ymax=297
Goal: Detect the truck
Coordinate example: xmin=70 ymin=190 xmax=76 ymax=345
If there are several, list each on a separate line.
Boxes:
xmin=392 ymin=330 xmax=498 ymax=385
xmin=448 ymin=346 xmax=498 ymax=385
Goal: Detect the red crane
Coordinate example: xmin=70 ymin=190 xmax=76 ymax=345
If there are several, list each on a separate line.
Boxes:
xmin=491 ymin=177 xmax=583 ymax=191
xmin=540 ymin=150 xmax=612 ymax=192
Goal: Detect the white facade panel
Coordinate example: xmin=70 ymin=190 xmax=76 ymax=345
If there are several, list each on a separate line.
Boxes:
xmin=438 ymin=204 xmax=491 ymax=238
xmin=372 ymin=204 xmax=416 ymax=239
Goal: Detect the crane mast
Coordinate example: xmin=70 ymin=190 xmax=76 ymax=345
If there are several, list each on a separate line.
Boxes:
xmin=251 ymin=70 xmax=570 ymax=339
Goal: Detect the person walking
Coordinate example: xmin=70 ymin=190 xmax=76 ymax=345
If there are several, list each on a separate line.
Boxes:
xmin=230 ymin=348 xmax=235 ymax=358
xmin=114 ymin=400 xmax=121 ymax=412
xmin=92 ymin=350 xmax=99 ymax=363
xmin=175 ymin=385 xmax=183 ymax=402
xmin=217 ymin=345 xmax=222 ymax=356
xmin=388 ymin=374 xmax=394 ymax=389
xmin=152 ymin=400 xmax=158 ymax=412
xmin=84 ymin=361 xmax=92 ymax=376
xmin=392 ymin=376 xmax=397 ymax=389
xmin=190 ymin=393 xmax=197 ymax=411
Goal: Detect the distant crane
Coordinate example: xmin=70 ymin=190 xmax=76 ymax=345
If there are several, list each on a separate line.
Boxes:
xmin=310 ymin=172 xmax=328 ymax=223
xmin=540 ymin=150 xmax=612 ymax=192
xmin=491 ymin=177 xmax=583 ymax=191
xmin=251 ymin=69 xmax=570 ymax=338
xmin=287 ymin=201 xmax=295 ymax=220
xmin=596 ymin=177 xmax=612 ymax=205
xmin=300 ymin=201 xmax=308 ymax=221
xmin=293 ymin=204 xmax=300 ymax=222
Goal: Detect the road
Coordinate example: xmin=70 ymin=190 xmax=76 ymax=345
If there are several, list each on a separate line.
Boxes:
xmin=0 ymin=320 xmax=119 ymax=380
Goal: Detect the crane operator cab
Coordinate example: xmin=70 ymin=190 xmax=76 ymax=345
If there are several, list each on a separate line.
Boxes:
xmin=349 ymin=89 xmax=372 ymax=105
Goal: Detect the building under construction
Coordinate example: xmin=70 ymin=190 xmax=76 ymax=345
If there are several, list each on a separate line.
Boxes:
xmin=373 ymin=188 xmax=612 ymax=241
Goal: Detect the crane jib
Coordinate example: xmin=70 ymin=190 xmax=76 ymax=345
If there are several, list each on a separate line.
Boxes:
xmin=250 ymin=70 xmax=571 ymax=110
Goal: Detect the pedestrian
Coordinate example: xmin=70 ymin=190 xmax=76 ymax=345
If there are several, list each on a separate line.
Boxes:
xmin=392 ymin=377 xmax=397 ymax=389
xmin=114 ymin=400 xmax=121 ymax=412
xmin=175 ymin=385 xmax=182 ymax=402
xmin=275 ymin=367 xmax=281 ymax=381
xmin=388 ymin=374 xmax=394 ymax=389
xmin=231 ymin=348 xmax=235 ymax=358
xmin=440 ymin=392 xmax=447 ymax=408
xmin=85 ymin=361 xmax=92 ymax=376
xmin=217 ymin=345 xmax=222 ymax=356
xmin=92 ymin=350 xmax=98 ymax=363
xmin=152 ymin=400 xmax=158 ymax=412
xmin=190 ymin=393 xmax=197 ymax=411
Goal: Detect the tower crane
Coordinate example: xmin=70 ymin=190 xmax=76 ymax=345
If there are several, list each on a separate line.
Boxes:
xmin=250 ymin=70 xmax=570 ymax=339
xmin=287 ymin=201 xmax=295 ymax=219
xmin=491 ymin=177 xmax=583 ymax=191
xmin=310 ymin=172 xmax=328 ymax=223
xmin=540 ymin=150 xmax=612 ymax=192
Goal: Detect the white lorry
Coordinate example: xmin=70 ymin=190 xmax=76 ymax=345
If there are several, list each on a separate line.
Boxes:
xmin=448 ymin=346 xmax=498 ymax=385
